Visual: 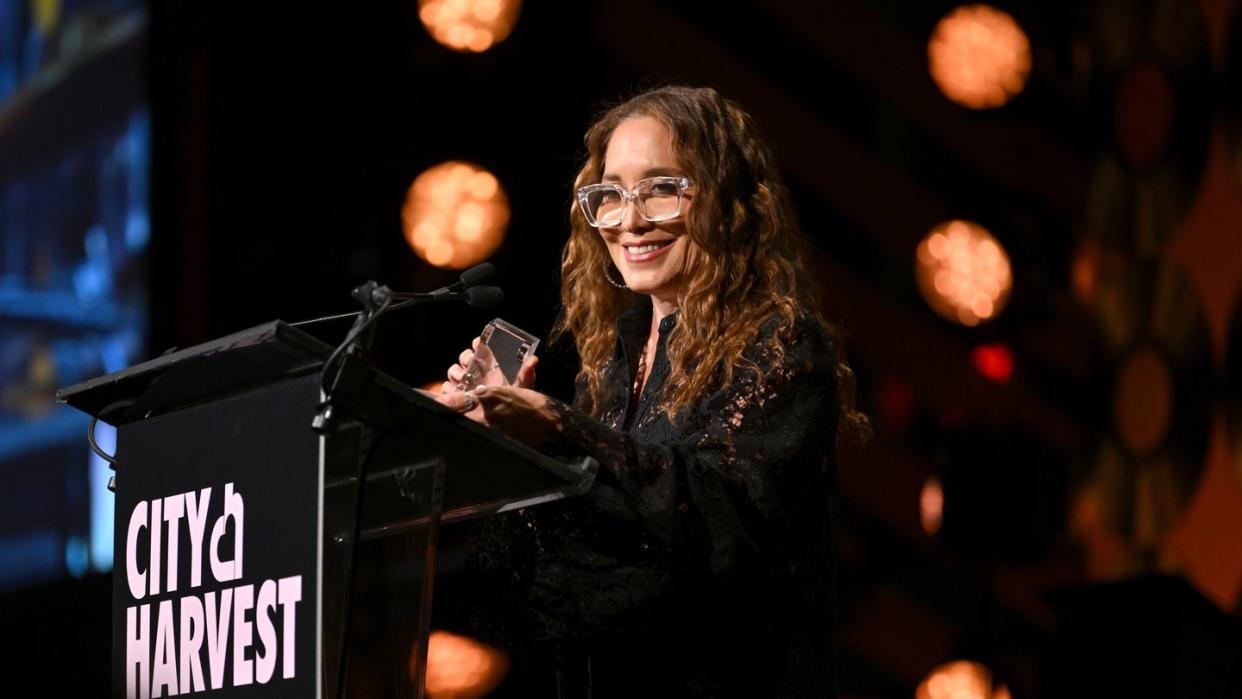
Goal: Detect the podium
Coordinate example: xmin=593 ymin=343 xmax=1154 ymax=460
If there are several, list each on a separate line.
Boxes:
xmin=58 ymin=320 xmax=597 ymax=698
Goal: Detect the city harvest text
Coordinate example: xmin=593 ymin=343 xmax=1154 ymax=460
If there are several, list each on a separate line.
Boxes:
xmin=123 ymin=483 xmax=304 ymax=699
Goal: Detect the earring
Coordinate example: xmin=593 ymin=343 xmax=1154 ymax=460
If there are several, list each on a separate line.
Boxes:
xmin=605 ymin=263 xmax=629 ymax=289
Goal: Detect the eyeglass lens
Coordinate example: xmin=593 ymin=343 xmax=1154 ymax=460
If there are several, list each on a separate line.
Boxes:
xmin=586 ymin=179 xmax=682 ymax=226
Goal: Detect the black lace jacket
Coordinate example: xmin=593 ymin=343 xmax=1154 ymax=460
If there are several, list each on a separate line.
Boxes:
xmin=463 ymin=300 xmax=841 ymax=698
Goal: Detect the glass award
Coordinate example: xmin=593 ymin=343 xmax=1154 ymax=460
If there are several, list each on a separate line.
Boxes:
xmin=457 ymin=318 xmax=540 ymax=391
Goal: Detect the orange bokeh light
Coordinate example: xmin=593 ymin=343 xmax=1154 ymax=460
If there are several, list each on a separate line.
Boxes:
xmin=929 ymin=4 xmax=1031 ymax=109
xmin=418 ymin=0 xmax=521 ymax=53
xmin=916 ymin=660 xmax=1009 ymax=699
xmin=921 ymin=475 xmax=944 ymax=537
xmin=403 ymin=161 xmax=509 ymax=270
xmin=916 ymin=220 xmax=1012 ymax=327
xmin=413 ymin=630 xmax=510 ymax=699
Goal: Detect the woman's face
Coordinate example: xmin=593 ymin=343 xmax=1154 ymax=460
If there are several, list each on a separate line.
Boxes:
xmin=598 ymin=116 xmax=694 ymax=306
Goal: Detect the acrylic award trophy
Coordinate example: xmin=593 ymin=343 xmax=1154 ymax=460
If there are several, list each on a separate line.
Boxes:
xmin=457 ymin=318 xmax=540 ymax=391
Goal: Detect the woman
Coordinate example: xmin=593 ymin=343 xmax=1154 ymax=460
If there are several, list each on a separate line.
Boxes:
xmin=438 ymin=85 xmax=867 ymax=697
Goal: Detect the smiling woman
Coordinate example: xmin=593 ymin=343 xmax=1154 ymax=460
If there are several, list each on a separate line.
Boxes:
xmin=438 ymin=85 xmax=869 ymax=697
xmin=588 ymin=117 xmax=694 ymax=314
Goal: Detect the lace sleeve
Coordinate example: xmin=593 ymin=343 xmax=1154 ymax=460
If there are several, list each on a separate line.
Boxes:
xmin=546 ymin=321 xmax=840 ymax=575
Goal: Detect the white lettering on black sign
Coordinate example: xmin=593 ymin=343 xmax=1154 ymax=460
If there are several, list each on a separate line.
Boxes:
xmin=123 ymin=483 xmax=304 ymax=699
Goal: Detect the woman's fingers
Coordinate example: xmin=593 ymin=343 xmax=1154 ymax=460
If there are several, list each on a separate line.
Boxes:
xmin=515 ymin=355 xmax=538 ymax=389
xmin=471 ymin=386 xmax=558 ymax=446
xmin=446 ymin=338 xmax=482 ymax=390
xmin=458 ymin=336 xmax=482 ymax=367
xmin=435 ymin=389 xmax=485 ymax=419
xmin=439 ymin=385 xmax=558 ymax=446
xmin=435 ymin=390 xmax=465 ymax=410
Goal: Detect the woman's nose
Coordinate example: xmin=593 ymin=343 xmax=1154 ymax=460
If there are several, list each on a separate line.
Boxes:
xmin=619 ymin=197 xmax=651 ymax=232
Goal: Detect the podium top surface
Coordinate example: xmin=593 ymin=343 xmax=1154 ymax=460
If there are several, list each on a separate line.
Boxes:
xmin=57 ymin=320 xmax=332 ymax=424
xmin=62 ymin=319 xmax=599 ymax=522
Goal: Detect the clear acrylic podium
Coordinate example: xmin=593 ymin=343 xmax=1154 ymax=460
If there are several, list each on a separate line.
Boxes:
xmin=58 ymin=320 xmax=596 ymax=698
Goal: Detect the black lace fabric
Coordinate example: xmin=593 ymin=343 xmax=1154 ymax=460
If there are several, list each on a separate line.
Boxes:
xmin=462 ymin=301 xmax=841 ymax=698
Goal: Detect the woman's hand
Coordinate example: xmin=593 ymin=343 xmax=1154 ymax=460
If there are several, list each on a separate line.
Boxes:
xmin=436 ymin=384 xmax=560 ymax=447
xmin=436 ymin=338 xmax=549 ymax=443
xmin=441 ymin=337 xmax=538 ymax=394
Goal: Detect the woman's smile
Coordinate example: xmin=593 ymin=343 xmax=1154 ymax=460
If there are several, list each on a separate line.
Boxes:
xmin=622 ymin=239 xmax=676 ymax=262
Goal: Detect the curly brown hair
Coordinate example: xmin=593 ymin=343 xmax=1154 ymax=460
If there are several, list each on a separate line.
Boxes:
xmin=556 ymin=86 xmax=870 ymax=442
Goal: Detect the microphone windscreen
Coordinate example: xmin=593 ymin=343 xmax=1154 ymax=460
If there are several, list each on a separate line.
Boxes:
xmin=466 ymin=285 xmax=504 ymax=308
xmin=458 ymin=263 xmax=496 ymax=288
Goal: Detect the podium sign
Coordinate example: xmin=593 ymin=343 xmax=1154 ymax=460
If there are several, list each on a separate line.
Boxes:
xmin=114 ymin=375 xmax=322 ymax=698
xmin=60 ymin=320 xmax=596 ymax=698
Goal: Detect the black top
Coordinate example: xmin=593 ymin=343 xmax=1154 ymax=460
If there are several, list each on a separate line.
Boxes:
xmin=462 ymin=300 xmax=841 ymax=698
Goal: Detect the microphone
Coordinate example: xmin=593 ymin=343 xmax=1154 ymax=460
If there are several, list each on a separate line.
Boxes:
xmin=430 ymin=262 xmax=495 ymax=300
xmin=378 ymin=262 xmax=497 ymax=304
xmin=465 ymin=285 xmax=504 ymax=307
xmin=312 ymin=263 xmax=504 ymax=434
xmin=291 ymin=264 xmax=503 ymax=328
xmin=457 ymin=262 xmax=496 ymax=289
xmin=419 ymin=262 xmax=496 ymax=301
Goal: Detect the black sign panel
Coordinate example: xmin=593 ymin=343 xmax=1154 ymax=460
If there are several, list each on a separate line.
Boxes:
xmin=112 ymin=375 xmax=321 ymax=698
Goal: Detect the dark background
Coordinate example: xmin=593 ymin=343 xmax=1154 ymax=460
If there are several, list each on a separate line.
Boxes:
xmin=5 ymin=0 xmax=1242 ymax=696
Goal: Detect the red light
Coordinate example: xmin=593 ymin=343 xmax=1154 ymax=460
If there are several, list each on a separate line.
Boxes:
xmin=878 ymin=376 xmax=916 ymax=431
xmin=971 ymin=343 xmax=1014 ymax=385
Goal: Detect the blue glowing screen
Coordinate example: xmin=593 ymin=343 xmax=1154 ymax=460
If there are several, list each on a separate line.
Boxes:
xmin=0 ymin=0 xmax=147 ymax=590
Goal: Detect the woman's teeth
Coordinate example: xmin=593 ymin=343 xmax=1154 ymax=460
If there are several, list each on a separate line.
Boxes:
xmin=628 ymin=242 xmax=669 ymax=254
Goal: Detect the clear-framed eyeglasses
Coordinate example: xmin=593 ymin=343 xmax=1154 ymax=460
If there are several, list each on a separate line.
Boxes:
xmin=576 ymin=175 xmax=694 ymax=228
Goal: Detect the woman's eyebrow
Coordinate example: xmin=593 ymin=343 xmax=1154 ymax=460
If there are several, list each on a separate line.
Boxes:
xmin=642 ymin=166 xmax=682 ymax=177
xmin=600 ymin=166 xmax=682 ymax=182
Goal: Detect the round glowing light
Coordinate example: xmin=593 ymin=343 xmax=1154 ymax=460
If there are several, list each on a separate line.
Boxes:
xmin=418 ymin=0 xmax=520 ymax=53
xmin=916 ymin=660 xmax=1009 ymax=699
xmin=920 ymin=475 xmax=944 ymax=537
xmin=403 ymin=161 xmax=509 ymax=270
xmin=971 ymin=343 xmax=1015 ymax=385
xmin=413 ymin=630 xmax=509 ymax=699
xmin=915 ymin=220 xmax=1012 ymax=327
xmin=929 ymin=4 xmax=1032 ymax=109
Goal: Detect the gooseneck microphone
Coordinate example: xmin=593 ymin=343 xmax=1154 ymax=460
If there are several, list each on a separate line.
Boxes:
xmin=464 ymin=285 xmax=504 ymax=308
xmin=457 ymin=261 xmax=496 ymax=289
xmin=375 ymin=262 xmax=499 ymax=309
xmin=310 ymin=262 xmax=504 ymax=434
xmin=292 ymin=263 xmax=500 ymax=327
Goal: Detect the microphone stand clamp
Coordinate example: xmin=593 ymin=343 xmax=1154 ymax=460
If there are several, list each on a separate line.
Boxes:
xmin=313 ymin=280 xmax=392 ymax=434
